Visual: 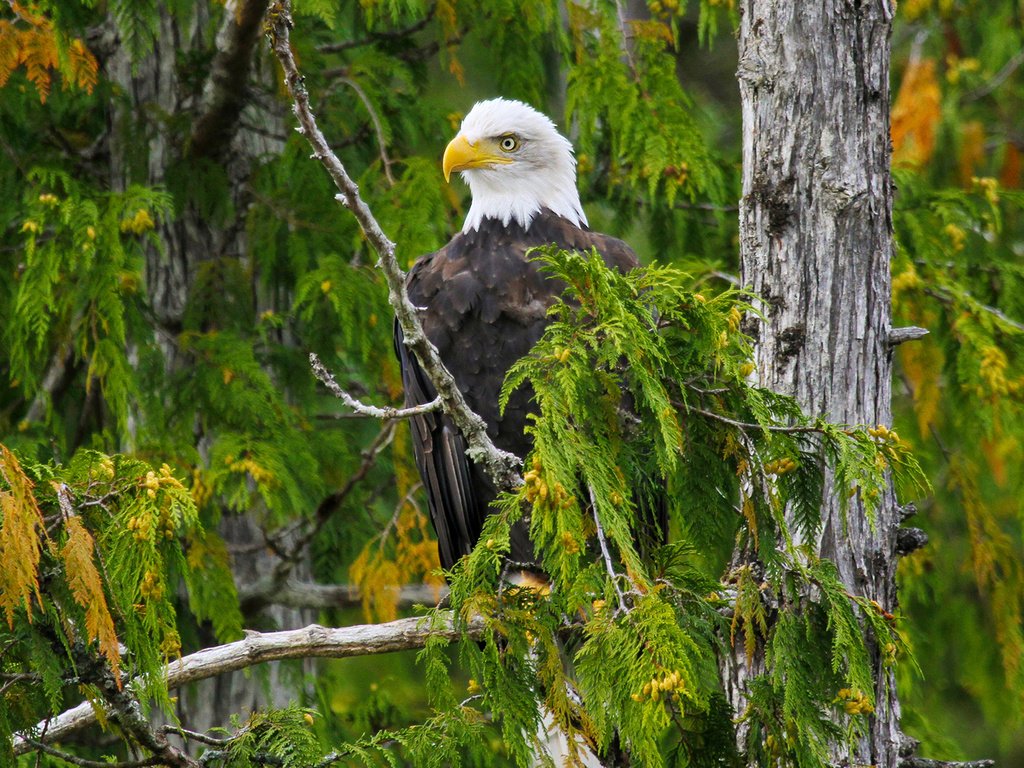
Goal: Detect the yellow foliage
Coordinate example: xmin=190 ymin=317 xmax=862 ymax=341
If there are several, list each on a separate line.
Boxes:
xmin=435 ymin=0 xmax=463 ymax=85
xmin=899 ymin=0 xmax=932 ymax=18
xmin=892 ymin=263 xmax=922 ymax=297
xmin=350 ymin=498 xmax=443 ymax=622
xmin=981 ymin=435 xmax=1019 ymax=488
xmin=740 ymin=494 xmax=758 ymax=547
xmin=66 ymin=37 xmax=98 ymax=93
xmin=945 ymin=55 xmax=980 ymax=86
xmin=59 ymin=515 xmax=122 ymax=684
xmin=227 ymin=456 xmax=275 ymax=487
xmin=630 ymin=19 xmax=674 ymax=46
xmin=972 ymin=175 xmax=1000 ymax=205
xmin=942 ymin=222 xmax=967 ymax=251
xmin=978 ymin=345 xmax=1010 ymax=399
xmin=892 ymin=58 xmax=941 ymax=168
xmin=958 ymin=121 xmax=985 ymax=186
xmin=898 ymin=336 xmax=943 ymax=438
xmin=0 ymin=445 xmax=46 ymax=625
xmin=949 ymin=455 xmax=1024 ymax=685
xmin=119 ymin=208 xmax=155 ymax=235
xmin=1000 ymin=143 xmax=1021 ymax=189
xmin=0 ymin=9 xmax=97 ymax=103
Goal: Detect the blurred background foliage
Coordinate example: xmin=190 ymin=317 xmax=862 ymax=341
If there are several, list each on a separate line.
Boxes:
xmin=0 ymin=0 xmax=1022 ymax=764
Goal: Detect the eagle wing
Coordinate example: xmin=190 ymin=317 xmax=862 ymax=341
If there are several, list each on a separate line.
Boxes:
xmin=394 ymin=324 xmax=481 ymax=570
xmin=397 ymin=211 xmax=659 ymax=571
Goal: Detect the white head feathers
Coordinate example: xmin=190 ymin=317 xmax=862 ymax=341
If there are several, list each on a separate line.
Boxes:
xmin=447 ymin=98 xmax=587 ymax=233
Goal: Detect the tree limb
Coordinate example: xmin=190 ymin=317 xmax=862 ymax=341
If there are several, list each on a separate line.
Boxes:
xmin=316 ymin=8 xmax=435 ymax=54
xmin=21 ymin=739 xmax=163 ymax=768
xmin=310 ymin=354 xmax=440 ymax=421
xmin=335 ymin=75 xmax=396 ymax=185
xmin=265 ymin=0 xmax=523 ymax=493
xmin=189 ymin=0 xmax=272 ymax=159
xmin=14 ymin=615 xmax=482 ymax=756
xmin=238 ymin=580 xmax=448 ymax=612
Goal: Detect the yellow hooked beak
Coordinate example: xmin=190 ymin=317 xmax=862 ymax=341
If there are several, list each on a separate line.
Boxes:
xmin=442 ymin=135 xmax=513 ymax=182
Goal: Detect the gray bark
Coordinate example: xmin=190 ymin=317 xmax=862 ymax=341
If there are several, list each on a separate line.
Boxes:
xmin=729 ymin=0 xmax=902 ymax=766
xmin=104 ymin=1 xmax=311 ymax=740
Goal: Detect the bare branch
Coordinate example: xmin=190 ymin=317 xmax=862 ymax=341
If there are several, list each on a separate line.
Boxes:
xmin=159 ymin=724 xmax=231 ymax=747
xmin=965 ymin=46 xmax=1024 ymax=101
xmin=902 ymin=759 xmax=994 ymax=768
xmin=587 ymin=484 xmax=627 ymax=610
xmin=613 ymin=0 xmax=639 ymax=81
xmin=238 ymin=580 xmax=448 ymax=611
xmin=683 ymin=402 xmax=826 ymax=436
xmin=923 ymin=286 xmax=1024 ymax=334
xmin=888 ymin=326 xmax=929 ymax=347
xmin=266 ymin=0 xmax=523 ymax=492
xmin=14 ymin=615 xmax=482 ymax=755
xmin=316 ymin=8 xmax=435 ymax=54
xmin=310 ymin=354 xmax=440 ymax=420
xmin=21 ymin=739 xmax=162 ymax=768
xmin=335 ymin=76 xmax=396 ymax=185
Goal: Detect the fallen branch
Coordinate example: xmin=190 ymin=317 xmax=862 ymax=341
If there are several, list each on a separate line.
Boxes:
xmin=14 ymin=614 xmax=482 ymax=755
xmin=265 ymin=0 xmax=523 ymax=492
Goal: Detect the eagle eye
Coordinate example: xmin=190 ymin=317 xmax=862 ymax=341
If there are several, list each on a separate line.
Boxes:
xmin=498 ymin=134 xmax=520 ymax=152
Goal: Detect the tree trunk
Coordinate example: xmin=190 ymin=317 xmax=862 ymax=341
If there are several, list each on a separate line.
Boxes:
xmin=729 ymin=0 xmax=902 ymax=765
xmin=104 ymin=1 xmax=312 ymax=739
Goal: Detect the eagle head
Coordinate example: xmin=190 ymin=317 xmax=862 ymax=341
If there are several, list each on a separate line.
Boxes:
xmin=443 ymin=98 xmax=587 ymax=234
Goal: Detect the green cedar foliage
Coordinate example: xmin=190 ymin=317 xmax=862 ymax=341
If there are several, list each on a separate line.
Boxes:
xmin=0 ymin=446 xmax=216 ymax=761
xmin=1 ymin=0 xmax=1018 ymax=765
xmin=406 ymin=249 xmax=924 ymax=768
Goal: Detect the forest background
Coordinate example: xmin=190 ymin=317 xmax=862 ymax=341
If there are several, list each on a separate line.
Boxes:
xmin=0 ymin=0 xmax=1022 ymax=765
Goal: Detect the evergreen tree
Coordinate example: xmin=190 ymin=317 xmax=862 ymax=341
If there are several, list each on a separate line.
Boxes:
xmin=0 ymin=0 xmax=1020 ymax=766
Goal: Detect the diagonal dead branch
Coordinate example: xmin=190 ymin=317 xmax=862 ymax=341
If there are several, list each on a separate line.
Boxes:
xmin=335 ymin=76 xmax=396 ymax=185
xmin=265 ymin=0 xmax=523 ymax=493
xmin=14 ymin=614 xmax=483 ymax=756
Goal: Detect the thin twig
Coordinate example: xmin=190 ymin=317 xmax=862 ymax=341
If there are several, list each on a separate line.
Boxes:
xmin=159 ymin=724 xmax=231 ymax=747
xmin=965 ymin=46 xmax=1024 ymax=101
xmin=587 ymin=484 xmax=626 ymax=610
xmin=922 ymin=286 xmax=1024 ymax=333
xmin=336 ymin=76 xmax=396 ymax=185
xmin=685 ymin=403 xmax=825 ymax=435
xmin=613 ymin=0 xmax=639 ymax=81
xmin=237 ymin=580 xmax=448 ymax=611
xmin=22 ymin=739 xmax=162 ymax=768
xmin=317 ymin=8 xmax=435 ymax=54
xmin=310 ymin=353 xmax=440 ymax=420
xmin=0 ymin=672 xmax=40 ymax=696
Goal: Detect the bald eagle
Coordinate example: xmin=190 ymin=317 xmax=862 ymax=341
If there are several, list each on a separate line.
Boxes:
xmin=396 ymin=98 xmax=642 ymax=571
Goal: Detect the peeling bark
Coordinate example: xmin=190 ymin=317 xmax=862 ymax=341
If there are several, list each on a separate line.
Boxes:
xmin=729 ymin=0 xmax=902 ymax=765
